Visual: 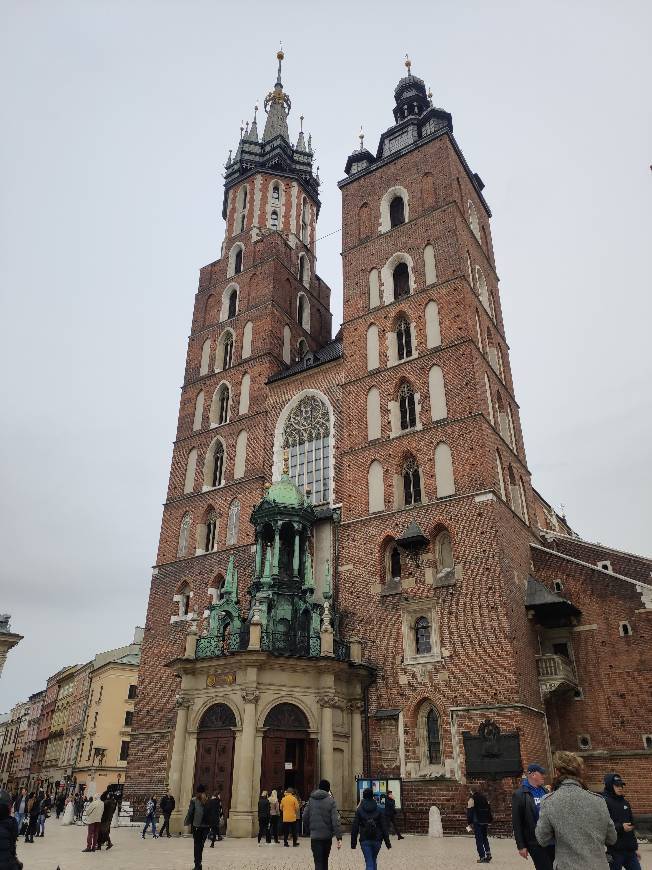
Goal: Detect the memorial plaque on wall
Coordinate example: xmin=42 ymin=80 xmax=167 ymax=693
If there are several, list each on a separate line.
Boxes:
xmin=462 ymin=719 xmax=522 ymax=779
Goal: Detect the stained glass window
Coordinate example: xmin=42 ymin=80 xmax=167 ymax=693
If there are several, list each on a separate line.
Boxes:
xmin=283 ymin=395 xmax=331 ymax=505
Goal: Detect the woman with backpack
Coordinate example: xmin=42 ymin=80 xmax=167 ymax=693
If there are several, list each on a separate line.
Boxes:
xmin=351 ymin=788 xmax=391 ymax=870
xmin=467 ymin=789 xmax=493 ymax=863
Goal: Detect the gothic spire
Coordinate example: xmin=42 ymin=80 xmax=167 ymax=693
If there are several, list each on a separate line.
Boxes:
xmin=263 ymin=49 xmax=291 ymax=142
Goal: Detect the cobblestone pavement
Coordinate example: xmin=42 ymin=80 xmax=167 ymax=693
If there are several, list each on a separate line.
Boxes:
xmin=16 ymin=821 xmax=652 ymax=870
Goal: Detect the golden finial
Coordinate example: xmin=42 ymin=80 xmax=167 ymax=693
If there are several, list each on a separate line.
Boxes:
xmin=282 ymin=447 xmax=289 ymax=475
xmin=277 ymin=40 xmax=284 ymax=62
xmin=300 ymin=114 xmax=304 ymax=131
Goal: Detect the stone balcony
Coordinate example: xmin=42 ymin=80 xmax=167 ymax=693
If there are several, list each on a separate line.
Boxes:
xmin=536 ymin=653 xmax=579 ymax=699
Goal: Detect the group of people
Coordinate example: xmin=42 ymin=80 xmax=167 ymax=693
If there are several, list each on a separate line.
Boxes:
xmin=140 ymin=790 xmax=179 ymax=839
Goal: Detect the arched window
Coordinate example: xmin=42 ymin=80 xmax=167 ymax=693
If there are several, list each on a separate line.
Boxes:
xmin=434 ymin=442 xmax=455 ymax=498
xmin=297 ymin=294 xmax=305 ymax=326
xmin=495 ymin=450 xmax=506 ymax=500
xmin=234 ymin=247 xmax=243 ymax=275
xmin=519 ymin=477 xmax=530 ymax=525
xmin=399 ymin=383 xmax=417 ymax=431
xmin=301 ymin=198 xmax=309 ymax=243
xmin=226 ymin=289 xmax=237 ymax=320
xmin=424 ymin=244 xmax=437 ymax=285
xmin=366 ymin=387 xmax=381 ymax=440
xmin=298 ymin=338 xmax=309 ymax=359
xmin=402 ymin=456 xmax=422 ymax=506
xmin=237 ymin=185 xmax=248 ymax=234
xmin=415 ymin=617 xmax=432 ymax=655
xmin=297 ymin=292 xmax=310 ymax=332
xmin=428 ymin=365 xmax=447 ymax=421
xmin=282 ymin=394 xmax=331 ymax=504
xmin=177 ymin=513 xmax=191 ymax=558
xmin=393 ymin=262 xmax=410 ymax=300
xmin=226 ymin=500 xmax=240 ymax=545
xmin=368 ymin=460 xmax=384 ymax=513
xmin=366 ymin=323 xmax=379 ymax=371
xmin=184 ymin=448 xmax=197 ymax=494
xmin=242 ymin=321 xmax=252 ymax=358
xmin=222 ymin=334 xmax=234 ymax=370
xmin=205 ymin=510 xmax=218 ymax=552
xmin=271 ymin=184 xmax=280 ymax=205
xmin=476 ymin=267 xmax=489 ymax=309
xmin=200 ymin=339 xmax=211 ymax=376
xmin=508 ymin=465 xmax=523 ymax=519
xmin=389 ymin=195 xmax=405 ymax=228
xmin=193 ymin=391 xmax=204 ymax=431
xmin=358 ymin=202 xmax=371 ymax=240
xmin=298 ymin=255 xmax=305 ymax=285
xmin=238 ymin=372 xmax=250 ymax=415
xmin=396 ymin=317 xmax=412 ymax=360
xmin=425 ymin=300 xmax=441 ymax=348
xmin=177 ymin=585 xmax=191 ymax=618
xmin=234 ymin=430 xmax=247 ymax=479
xmin=212 ymin=442 xmax=225 ymax=488
xmin=426 ymin=707 xmax=441 ymax=763
xmin=434 ymin=530 xmax=454 ymax=573
xmin=389 ymin=545 xmax=401 ymax=583
xmin=468 ymin=199 xmax=480 ymax=240
xmin=216 ymin=384 xmax=229 ymax=425
xmin=368 ymin=269 xmax=380 ymax=309
xmin=282 ymin=325 xmax=291 ymax=364
xmin=270 ymin=210 xmax=279 ymax=230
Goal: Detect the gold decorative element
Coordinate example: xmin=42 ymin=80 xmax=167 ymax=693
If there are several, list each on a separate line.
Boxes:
xmin=277 ymin=49 xmax=284 ymax=61
xmin=282 ymin=447 xmax=289 ymax=475
xmin=206 ymin=672 xmax=236 ymax=688
xmin=405 ymin=53 xmax=412 ymax=71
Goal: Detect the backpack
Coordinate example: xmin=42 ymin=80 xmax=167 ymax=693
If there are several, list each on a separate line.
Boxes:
xmin=360 ymin=808 xmax=380 ymax=839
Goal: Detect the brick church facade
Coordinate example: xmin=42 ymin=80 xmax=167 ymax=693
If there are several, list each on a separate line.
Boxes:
xmin=124 ymin=53 xmax=652 ymax=834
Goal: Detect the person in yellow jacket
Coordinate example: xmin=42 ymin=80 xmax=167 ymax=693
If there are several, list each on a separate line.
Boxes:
xmin=280 ymin=788 xmax=300 ymax=847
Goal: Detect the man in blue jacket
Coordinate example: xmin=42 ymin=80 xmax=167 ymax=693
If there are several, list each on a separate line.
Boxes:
xmin=602 ymin=774 xmax=641 ymax=870
xmin=511 ymin=763 xmax=554 ymax=869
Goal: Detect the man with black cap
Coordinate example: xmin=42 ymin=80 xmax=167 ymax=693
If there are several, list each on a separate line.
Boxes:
xmin=512 ymin=763 xmax=554 ymax=869
xmin=602 ymin=773 xmax=641 ymax=870
xmin=302 ymin=779 xmax=342 ymax=870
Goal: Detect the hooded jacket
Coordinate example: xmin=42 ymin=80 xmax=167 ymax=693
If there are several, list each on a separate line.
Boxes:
xmin=602 ymin=774 xmax=638 ymax=853
xmin=351 ymin=797 xmax=391 ymax=849
xmin=302 ymin=789 xmax=342 ymax=841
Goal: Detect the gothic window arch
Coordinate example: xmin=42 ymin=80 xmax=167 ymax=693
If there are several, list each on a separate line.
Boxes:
xmin=298 ymin=254 xmax=306 ymax=286
xmin=270 ymin=209 xmax=279 ymax=230
xmin=389 ymin=195 xmax=405 ymax=228
xmin=396 ymin=316 xmax=412 ymax=360
xmin=358 ymin=202 xmax=371 ymax=240
xmin=227 ymin=288 xmax=237 ymax=320
xmin=368 ymin=460 xmax=384 ymax=513
xmin=271 ymin=183 xmax=280 ymax=206
xmin=434 ymin=529 xmax=454 ymax=574
xmin=216 ymin=330 xmax=234 ymax=371
xmin=238 ymin=372 xmax=250 ymax=415
xmin=184 ymin=448 xmax=197 ymax=494
xmin=495 ymin=450 xmax=506 ymax=500
xmin=386 ymin=542 xmax=401 ymax=584
xmin=402 ymin=455 xmax=422 ymax=506
xmin=200 ymin=339 xmax=211 ymax=376
xmin=177 ymin=513 xmax=191 ymax=558
xmin=198 ymin=703 xmax=236 ymax=730
xmin=204 ymin=438 xmax=226 ymax=488
xmin=177 ymin=584 xmax=191 ymax=618
xmin=425 ymin=706 xmax=442 ymax=763
xmin=393 ymin=262 xmax=410 ymax=300
xmin=368 ymin=268 xmax=380 ymax=308
xmin=234 ymin=430 xmax=247 ymax=479
xmin=399 ymin=383 xmax=417 ymax=431
xmin=193 ymin=390 xmax=204 ymax=431
xmin=211 ymin=383 xmax=230 ymax=426
xmin=281 ymin=394 xmax=331 ymax=505
xmin=468 ymin=199 xmax=480 ymax=241
xmin=227 ymin=243 xmax=244 ymax=278
xmin=425 ymin=300 xmax=441 ymax=348
xmin=236 ymin=185 xmax=248 ymax=234
xmin=434 ymin=442 xmax=455 ymax=498
xmin=298 ymin=338 xmax=309 ymax=359
xmin=263 ymin=703 xmax=309 ymax=731
xmin=301 ymin=198 xmax=309 ymax=243
xmin=297 ymin=292 xmax=310 ymax=332
xmin=204 ymin=510 xmax=218 ymax=552
xmin=226 ymin=499 xmax=240 ymax=545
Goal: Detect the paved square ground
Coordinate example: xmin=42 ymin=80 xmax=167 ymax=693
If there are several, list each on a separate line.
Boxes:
xmin=17 ymin=820 xmax=651 ymax=870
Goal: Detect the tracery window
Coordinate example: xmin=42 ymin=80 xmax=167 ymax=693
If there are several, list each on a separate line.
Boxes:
xmin=415 ymin=616 xmax=432 ymax=655
xmin=212 ymin=442 xmax=225 ymax=487
xmin=227 ymin=288 xmax=237 ymax=319
xmin=396 ymin=317 xmax=412 ymax=360
xmin=402 ymin=456 xmax=422 ymax=506
xmin=222 ymin=334 xmax=234 ymax=370
xmin=217 ymin=384 xmax=230 ymax=425
xmin=234 ymin=248 xmax=243 ymax=275
xmin=426 ymin=707 xmax=441 ymax=763
xmin=205 ymin=511 xmax=218 ymax=552
xmin=399 ymin=383 xmax=417 ymax=431
xmin=283 ymin=395 xmax=331 ymax=505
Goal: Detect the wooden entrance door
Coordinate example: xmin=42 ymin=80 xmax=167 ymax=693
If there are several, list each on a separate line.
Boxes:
xmin=260 ymin=731 xmax=319 ymax=802
xmin=194 ymin=730 xmax=235 ymax=817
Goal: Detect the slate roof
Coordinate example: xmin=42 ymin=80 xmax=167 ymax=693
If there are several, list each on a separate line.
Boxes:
xmin=267 ymin=334 xmax=343 ymax=383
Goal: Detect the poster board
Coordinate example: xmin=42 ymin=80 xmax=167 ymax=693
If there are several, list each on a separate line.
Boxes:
xmin=355 ymin=777 xmax=402 ymax=809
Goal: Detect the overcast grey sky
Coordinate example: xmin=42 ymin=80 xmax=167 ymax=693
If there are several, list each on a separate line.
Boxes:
xmin=1 ymin=0 xmax=651 ymax=711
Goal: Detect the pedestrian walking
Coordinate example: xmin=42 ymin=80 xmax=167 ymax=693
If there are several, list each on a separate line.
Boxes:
xmin=602 ymin=773 xmax=641 ymax=870
xmin=159 ymin=791 xmax=176 ymax=838
xmin=206 ymin=792 xmax=223 ymax=846
xmin=12 ymin=789 xmax=27 ymax=836
xmin=0 ymin=789 xmax=20 ymax=870
xmin=280 ymin=787 xmax=300 ymax=847
xmin=351 ymin=787 xmax=391 ymax=870
xmin=74 ymin=793 xmax=85 ymax=822
xmin=257 ymin=789 xmax=271 ymax=844
xmin=269 ymin=788 xmax=280 ymax=843
xmin=55 ymin=791 xmax=65 ymax=819
xmin=141 ymin=795 xmax=158 ymax=838
xmin=383 ymin=790 xmax=404 ymax=840
xmin=535 ymin=751 xmax=616 ymax=870
xmin=512 ymin=763 xmax=555 ymax=869
xmin=467 ymin=789 xmax=493 ymax=863
xmin=81 ymin=793 xmax=104 ymax=853
xmin=184 ymin=784 xmax=211 ymax=870
xmin=97 ymin=790 xmax=116 ymax=850
xmin=302 ymin=779 xmax=342 ymax=870
xmin=24 ymin=791 xmax=40 ymax=843
xmin=36 ymin=791 xmax=51 ymax=836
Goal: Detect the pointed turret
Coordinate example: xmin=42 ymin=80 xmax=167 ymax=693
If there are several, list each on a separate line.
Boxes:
xmin=262 ymin=50 xmax=291 ymax=142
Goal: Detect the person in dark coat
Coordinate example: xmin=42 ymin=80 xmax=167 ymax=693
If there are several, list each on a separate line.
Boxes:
xmin=184 ymin=785 xmax=210 ymax=870
xmin=97 ymin=790 xmax=116 ymax=850
xmin=351 ymin=788 xmax=391 ymax=870
xmin=206 ymin=792 xmax=223 ymax=846
xmin=25 ymin=791 xmax=40 ymax=843
xmin=467 ymin=789 xmax=493 ymax=863
xmin=602 ymin=773 xmax=641 ymax=870
xmin=511 ymin=763 xmax=554 ymax=869
xmin=383 ymin=790 xmax=403 ymax=840
xmin=302 ymin=780 xmax=342 ymax=870
xmin=0 ymin=789 xmax=20 ymax=870
xmin=257 ymin=790 xmax=271 ymax=845
xmin=55 ymin=791 xmax=66 ymax=819
xmin=159 ymin=791 xmax=176 ymax=838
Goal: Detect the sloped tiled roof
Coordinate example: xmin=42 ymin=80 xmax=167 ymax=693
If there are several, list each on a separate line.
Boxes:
xmin=267 ymin=335 xmax=343 ymax=384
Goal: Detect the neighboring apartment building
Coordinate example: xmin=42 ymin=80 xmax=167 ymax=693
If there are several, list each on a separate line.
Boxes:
xmin=0 ymin=713 xmax=12 ymax=788
xmin=73 ymin=631 xmax=141 ymax=796
xmin=22 ymin=690 xmax=45 ymax=790
xmin=63 ymin=662 xmax=92 ymax=789
xmin=8 ymin=702 xmax=29 ymax=788
xmin=42 ymin=665 xmax=79 ymax=787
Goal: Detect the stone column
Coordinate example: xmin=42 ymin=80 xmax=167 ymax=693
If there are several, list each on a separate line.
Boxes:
xmin=168 ymin=695 xmax=191 ymax=833
xmin=318 ymin=694 xmax=337 ymax=785
xmin=349 ymin=701 xmax=364 ymax=781
xmin=229 ymin=687 xmax=259 ymax=837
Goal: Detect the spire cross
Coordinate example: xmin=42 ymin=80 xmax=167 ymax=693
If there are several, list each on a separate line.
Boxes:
xmin=254 ymin=104 xmax=258 ymax=122
xmin=276 ymin=44 xmax=284 ymax=85
xmin=359 ymin=125 xmax=364 ymax=151
xmin=300 ymin=114 xmax=304 ymax=131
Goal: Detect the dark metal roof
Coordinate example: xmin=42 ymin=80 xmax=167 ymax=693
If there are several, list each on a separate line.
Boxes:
xmin=267 ymin=335 xmax=343 ymax=384
xmin=525 ymin=576 xmax=582 ymax=623
xmin=396 ymin=521 xmax=429 ymax=549
xmin=372 ymin=708 xmax=400 ymax=719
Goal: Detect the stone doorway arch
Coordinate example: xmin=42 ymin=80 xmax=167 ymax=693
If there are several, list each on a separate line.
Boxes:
xmin=194 ymin=703 xmax=236 ymax=818
xmin=260 ymin=702 xmax=317 ymax=801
